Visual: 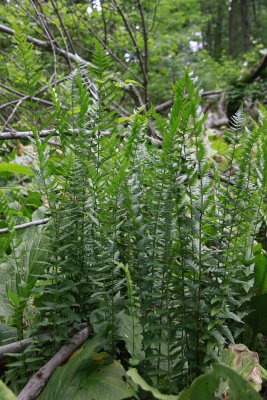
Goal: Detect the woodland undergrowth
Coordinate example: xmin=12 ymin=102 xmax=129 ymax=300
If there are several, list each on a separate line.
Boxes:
xmin=0 ymin=29 xmax=266 ymax=397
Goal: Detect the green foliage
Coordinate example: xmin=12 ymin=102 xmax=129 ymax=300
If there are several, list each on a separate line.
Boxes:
xmin=0 ymin=380 xmax=17 ymax=400
xmin=178 ymin=363 xmax=262 ymax=400
xmin=221 ymin=344 xmax=262 ymax=391
xmin=0 ymin=37 xmax=266 ymax=397
xmin=127 ymin=368 xmax=179 ymax=400
xmin=0 ymin=323 xmax=16 ymax=346
xmin=253 ymin=245 xmax=267 ymax=295
xmin=39 ymin=335 xmax=133 ymax=400
xmin=0 ymin=163 xmax=34 ymax=176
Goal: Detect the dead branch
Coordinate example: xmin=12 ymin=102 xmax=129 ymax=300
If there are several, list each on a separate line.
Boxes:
xmin=154 ymin=90 xmax=222 ymax=112
xmin=0 ymin=22 xmax=143 ymax=108
xmin=0 ymin=129 xmax=55 ymax=140
xmin=0 ymin=83 xmax=59 ymax=109
xmin=111 ymin=0 xmax=147 ymax=86
xmin=0 ymin=77 xmax=68 ymax=111
xmin=0 ymin=323 xmax=89 ymax=359
xmin=227 ymin=53 xmax=267 ymax=118
xmin=50 ymin=0 xmax=76 ymax=55
xmin=241 ymin=52 xmax=267 ymax=85
xmin=0 ymin=334 xmax=50 ymax=358
xmin=74 ymin=13 xmax=142 ymax=83
xmin=0 ymin=218 xmax=50 ymax=234
xmin=0 ymin=23 xmax=95 ymax=68
xmin=17 ymin=326 xmax=90 ymax=400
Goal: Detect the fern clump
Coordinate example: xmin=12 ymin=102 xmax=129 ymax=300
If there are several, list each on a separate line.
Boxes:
xmin=0 ymin=33 xmax=266 ymax=395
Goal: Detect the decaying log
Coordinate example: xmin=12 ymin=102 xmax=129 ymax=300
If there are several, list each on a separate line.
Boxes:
xmin=18 ymin=326 xmax=90 ymax=400
xmin=204 ymin=92 xmax=228 ymax=129
xmin=227 ymin=53 xmax=267 ymax=119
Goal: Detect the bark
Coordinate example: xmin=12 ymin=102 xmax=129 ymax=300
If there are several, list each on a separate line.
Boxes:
xmin=0 ymin=218 xmax=50 ymax=234
xmin=0 ymin=23 xmax=142 ymax=108
xmin=227 ymin=52 xmax=267 ymax=118
xmin=154 ymin=90 xmax=222 ymax=112
xmin=213 ymin=2 xmax=223 ymax=60
xmin=0 ymin=334 xmax=50 ymax=359
xmin=229 ymin=0 xmax=238 ymax=57
xmin=204 ymin=93 xmax=228 ymax=129
xmin=240 ymin=0 xmax=250 ymax=52
xmin=17 ymin=326 xmax=90 ymax=400
xmin=0 ymin=323 xmax=88 ymax=359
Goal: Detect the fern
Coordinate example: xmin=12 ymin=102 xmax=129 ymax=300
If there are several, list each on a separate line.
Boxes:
xmin=1 ymin=37 xmax=266 ymax=397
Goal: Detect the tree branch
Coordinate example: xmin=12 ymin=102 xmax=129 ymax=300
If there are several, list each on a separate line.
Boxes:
xmin=0 ymin=218 xmax=50 ymax=234
xmin=50 ymin=0 xmax=77 ymax=55
xmin=154 ymin=90 xmax=223 ymax=112
xmin=136 ymin=0 xmax=149 ymax=105
xmin=75 ymin=13 xmax=142 ymax=83
xmin=0 ymin=80 xmax=70 ymax=113
xmin=0 ymin=323 xmax=89 ymax=359
xmin=0 ymin=23 xmax=95 ymax=68
xmin=0 ymin=23 xmax=144 ymax=108
xmin=0 ymin=334 xmax=50 ymax=358
xmin=111 ymin=0 xmax=147 ymax=86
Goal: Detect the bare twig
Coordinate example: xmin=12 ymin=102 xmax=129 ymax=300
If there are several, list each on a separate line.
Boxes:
xmin=0 ymin=23 xmax=144 ymax=108
xmin=75 ymin=13 xmax=142 ymax=83
xmin=0 ymin=218 xmax=50 ymax=234
xmin=2 ymin=98 xmax=23 ymax=130
xmin=154 ymin=90 xmax=222 ymax=112
xmin=0 ymin=82 xmax=68 ymax=110
xmin=0 ymin=23 xmax=95 ymax=68
xmin=136 ymin=0 xmax=149 ymax=106
xmin=112 ymin=102 xmax=131 ymax=117
xmin=111 ymin=0 xmax=147 ymax=85
xmin=99 ymin=0 xmax=108 ymax=45
xmin=148 ymin=0 xmax=160 ymax=33
xmin=50 ymin=0 xmax=76 ymax=54
xmin=30 ymin=0 xmax=58 ymax=76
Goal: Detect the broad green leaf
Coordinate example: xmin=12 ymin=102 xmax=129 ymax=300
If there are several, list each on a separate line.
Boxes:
xmin=254 ymin=252 xmax=267 ymax=295
xmin=0 ymin=323 xmax=17 ymax=346
xmin=177 ymin=363 xmax=261 ymax=400
xmin=246 ymin=293 xmax=267 ymax=336
xmin=0 ymin=380 xmax=17 ymax=400
xmin=221 ymin=344 xmax=262 ymax=391
xmin=74 ymin=352 xmax=133 ymax=400
xmin=117 ymin=313 xmax=145 ymax=365
xmin=178 ymin=370 xmax=218 ymax=400
xmin=39 ymin=335 xmax=132 ymax=400
xmin=213 ymin=364 xmax=262 ymax=399
xmin=127 ymin=368 xmax=179 ymax=400
xmin=0 ymin=163 xmax=34 ymax=176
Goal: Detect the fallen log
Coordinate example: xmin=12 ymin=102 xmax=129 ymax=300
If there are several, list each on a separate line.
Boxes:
xmin=226 ymin=53 xmax=267 ymax=119
xmin=18 ymin=326 xmax=90 ymax=400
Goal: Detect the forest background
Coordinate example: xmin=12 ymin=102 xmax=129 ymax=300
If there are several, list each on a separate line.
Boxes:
xmin=0 ymin=0 xmax=267 ymax=399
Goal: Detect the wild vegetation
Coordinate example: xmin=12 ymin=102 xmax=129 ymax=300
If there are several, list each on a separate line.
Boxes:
xmin=0 ymin=1 xmax=267 ymax=399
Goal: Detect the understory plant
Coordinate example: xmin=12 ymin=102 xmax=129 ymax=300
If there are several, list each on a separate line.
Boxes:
xmin=0 ymin=30 xmax=266 ymax=397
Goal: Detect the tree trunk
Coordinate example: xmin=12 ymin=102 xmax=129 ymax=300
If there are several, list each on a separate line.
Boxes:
xmin=229 ymin=0 xmax=238 ymax=57
xmin=214 ymin=2 xmax=223 ymax=59
xmin=240 ymin=0 xmax=250 ymax=52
